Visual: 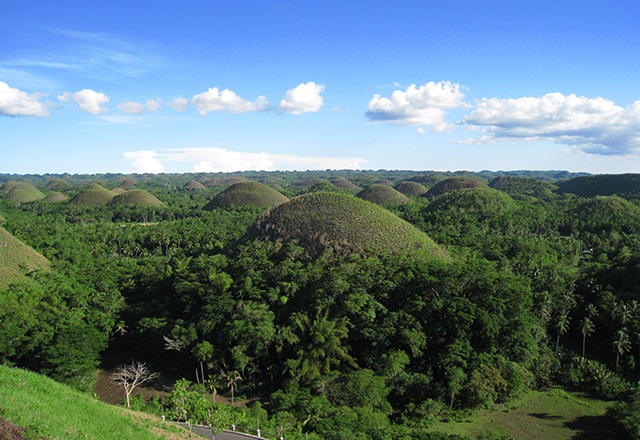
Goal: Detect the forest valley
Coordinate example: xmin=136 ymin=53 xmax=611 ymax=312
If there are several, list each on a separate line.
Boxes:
xmin=1 ymin=170 xmax=640 ymax=440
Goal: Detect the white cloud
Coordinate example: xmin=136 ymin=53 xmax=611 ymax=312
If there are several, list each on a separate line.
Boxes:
xmin=58 ymin=89 xmax=110 ymax=114
xmin=0 ymin=81 xmax=50 ymax=117
xmin=168 ymin=97 xmax=189 ymax=112
xmin=278 ymin=82 xmax=325 ymax=115
xmin=454 ymin=135 xmax=500 ymax=145
xmin=160 ymin=147 xmax=367 ymax=172
xmin=366 ymin=81 xmax=467 ymax=132
xmin=117 ymin=98 xmax=162 ymax=114
xmin=192 ymin=87 xmax=269 ymax=116
xmin=465 ymin=92 xmax=640 ymax=155
xmin=123 ymin=150 xmax=164 ymax=173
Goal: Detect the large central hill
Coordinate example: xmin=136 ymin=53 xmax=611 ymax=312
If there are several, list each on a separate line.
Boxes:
xmin=245 ymin=191 xmax=448 ymax=259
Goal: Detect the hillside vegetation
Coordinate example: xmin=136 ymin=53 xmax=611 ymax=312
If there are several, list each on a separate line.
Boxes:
xmin=0 ymin=366 xmax=201 ymax=440
xmin=1 ymin=181 xmax=45 ymax=203
xmin=69 ymin=183 xmax=116 ymax=206
xmin=425 ymin=176 xmax=486 ymax=198
xmin=356 ymin=184 xmax=410 ymax=205
xmin=557 ymin=173 xmax=640 ymax=199
xmin=108 ymin=189 xmax=165 ymax=207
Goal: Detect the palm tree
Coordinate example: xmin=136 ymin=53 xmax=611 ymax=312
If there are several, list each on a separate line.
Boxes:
xmin=224 ymin=370 xmax=242 ymax=406
xmin=579 ymin=317 xmax=595 ymax=358
xmin=555 ymin=312 xmax=571 ymax=354
xmin=288 ymin=310 xmax=356 ymax=385
xmin=613 ymin=329 xmax=631 ymax=369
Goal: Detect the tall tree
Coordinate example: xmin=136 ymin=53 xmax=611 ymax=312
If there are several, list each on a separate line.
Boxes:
xmin=579 ymin=317 xmax=595 ymax=358
xmin=613 ymin=330 xmax=631 ymax=369
xmin=555 ymin=311 xmax=571 ymax=354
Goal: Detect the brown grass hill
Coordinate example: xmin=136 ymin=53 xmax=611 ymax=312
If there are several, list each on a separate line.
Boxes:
xmin=245 ymin=191 xmax=449 ymax=259
xmin=329 ymin=176 xmax=358 ymax=190
xmin=184 ymin=180 xmax=206 ymax=189
xmin=118 ymin=177 xmax=137 ymax=188
xmin=356 ymin=184 xmax=410 ymax=205
xmin=111 ymin=188 xmax=127 ymax=195
xmin=203 ymin=181 xmax=289 ymax=210
xmin=426 ymin=187 xmax=518 ymax=221
xmin=570 ymin=196 xmax=640 ymax=235
xmin=394 ymin=181 xmax=428 ymax=196
xmin=42 ymin=192 xmax=68 ymax=203
xmin=290 ymin=178 xmax=328 ymax=188
xmin=108 ymin=189 xmax=165 ymax=207
xmin=489 ymin=175 xmax=556 ymax=199
xmin=0 ymin=226 xmax=49 ymax=288
xmin=68 ymin=183 xmax=116 ymax=206
xmin=1 ymin=181 xmax=45 ymax=203
xmin=44 ymin=177 xmax=73 ymax=192
xmin=373 ymin=179 xmax=393 ymax=186
xmin=425 ymin=176 xmax=487 ymax=198
xmin=557 ymin=173 xmax=640 ymax=200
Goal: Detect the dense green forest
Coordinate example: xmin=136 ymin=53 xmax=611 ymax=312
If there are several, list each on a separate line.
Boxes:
xmin=1 ymin=170 xmax=640 ymax=440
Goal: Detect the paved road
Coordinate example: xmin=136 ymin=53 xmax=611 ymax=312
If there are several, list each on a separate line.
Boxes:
xmin=175 ymin=423 xmax=266 ymax=440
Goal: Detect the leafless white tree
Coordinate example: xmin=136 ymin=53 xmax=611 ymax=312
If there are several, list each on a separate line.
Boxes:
xmin=110 ymin=361 xmax=160 ymax=408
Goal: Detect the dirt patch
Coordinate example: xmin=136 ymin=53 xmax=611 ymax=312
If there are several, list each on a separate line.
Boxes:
xmin=0 ymin=417 xmax=43 ymax=440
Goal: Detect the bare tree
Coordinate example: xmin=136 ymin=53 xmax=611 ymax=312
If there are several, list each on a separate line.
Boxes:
xmin=111 ymin=361 xmax=160 ymax=408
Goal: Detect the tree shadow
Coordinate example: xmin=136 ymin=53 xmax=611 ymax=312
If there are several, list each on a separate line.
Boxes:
xmin=564 ymin=415 xmax=624 ymax=440
xmin=528 ymin=412 xmax=562 ymax=420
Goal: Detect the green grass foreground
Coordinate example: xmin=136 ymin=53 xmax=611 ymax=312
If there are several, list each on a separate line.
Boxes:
xmin=0 ymin=365 xmax=201 ymax=440
xmin=428 ymin=388 xmax=620 ymax=440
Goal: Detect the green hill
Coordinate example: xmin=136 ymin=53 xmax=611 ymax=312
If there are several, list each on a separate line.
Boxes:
xmin=42 ymin=192 xmax=68 ymax=203
xmin=1 ymin=181 xmax=45 ymax=203
xmin=557 ymin=173 xmax=640 ymax=199
xmin=490 ymin=175 xmax=557 ymax=198
xmin=373 ymin=179 xmax=393 ymax=186
xmin=427 ymin=187 xmax=518 ymax=220
xmin=394 ymin=181 xmax=428 ymax=196
xmin=247 ymin=191 xmax=448 ymax=258
xmin=356 ymin=184 xmax=410 ymax=205
xmin=108 ymin=189 xmax=165 ymax=207
xmin=407 ymin=173 xmax=447 ymax=188
xmin=329 ymin=176 xmax=358 ymax=190
xmin=45 ymin=177 xmax=73 ymax=192
xmin=425 ymin=176 xmax=486 ymax=198
xmin=0 ymin=226 xmax=49 ymax=288
xmin=290 ymin=178 xmax=328 ymax=188
xmin=0 ymin=365 xmax=201 ymax=440
xmin=184 ymin=180 xmax=206 ymax=189
xmin=570 ymin=196 xmax=640 ymax=234
xmin=204 ymin=181 xmax=289 ymax=209
xmin=69 ymin=183 xmax=116 ymax=206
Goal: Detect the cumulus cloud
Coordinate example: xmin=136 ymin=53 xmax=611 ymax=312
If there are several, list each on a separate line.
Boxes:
xmin=454 ymin=135 xmax=500 ymax=145
xmin=0 ymin=81 xmax=50 ymax=117
xmin=168 ymin=97 xmax=189 ymax=112
xmin=192 ymin=87 xmax=269 ymax=116
xmin=465 ymin=92 xmax=640 ymax=155
xmin=278 ymin=82 xmax=325 ymax=115
xmin=366 ymin=81 xmax=467 ymax=132
xmin=158 ymin=147 xmax=367 ymax=172
xmin=123 ymin=150 xmax=164 ymax=173
xmin=117 ymin=98 xmax=162 ymax=114
xmin=58 ymin=89 xmax=110 ymax=114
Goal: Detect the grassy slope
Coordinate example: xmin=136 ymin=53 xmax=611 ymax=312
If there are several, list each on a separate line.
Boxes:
xmin=0 ymin=226 xmax=49 ymax=288
xmin=108 ymin=189 xmax=165 ymax=206
xmin=428 ymin=388 xmax=618 ymax=440
xmin=356 ymin=184 xmax=410 ymax=205
xmin=0 ymin=365 xmax=202 ymax=440
xmin=204 ymin=181 xmax=289 ymax=209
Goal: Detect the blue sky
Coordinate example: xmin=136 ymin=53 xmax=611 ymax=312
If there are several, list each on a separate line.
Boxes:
xmin=2 ymin=0 xmax=640 ymax=174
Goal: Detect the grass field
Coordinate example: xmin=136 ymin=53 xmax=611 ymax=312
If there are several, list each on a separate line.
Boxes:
xmin=428 ymin=388 xmax=621 ymax=440
xmin=0 ymin=226 xmax=49 ymax=288
xmin=0 ymin=365 xmax=202 ymax=440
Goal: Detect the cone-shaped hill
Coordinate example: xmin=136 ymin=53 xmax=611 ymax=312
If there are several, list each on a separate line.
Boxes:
xmin=557 ymin=174 xmax=640 ymax=200
xmin=1 ymin=181 xmax=45 ymax=203
xmin=290 ymin=178 xmax=328 ymax=188
xmin=0 ymin=226 xmax=49 ymax=288
xmin=373 ymin=179 xmax=393 ymax=186
xmin=570 ymin=196 xmax=640 ymax=234
xmin=42 ymin=192 xmax=68 ymax=203
xmin=426 ymin=187 xmax=517 ymax=220
xmin=68 ymin=183 xmax=115 ymax=206
xmin=184 ymin=180 xmax=206 ymax=189
xmin=203 ymin=181 xmax=289 ymax=210
xmin=356 ymin=184 xmax=410 ymax=205
xmin=118 ymin=177 xmax=136 ymax=189
xmin=489 ymin=175 xmax=556 ymax=198
xmin=407 ymin=173 xmax=447 ymax=189
xmin=45 ymin=177 xmax=73 ymax=192
xmin=245 ymin=192 xmax=448 ymax=259
xmin=394 ymin=181 xmax=428 ymax=196
xmin=108 ymin=189 xmax=164 ymax=206
xmin=425 ymin=177 xmax=486 ymax=198
xmin=329 ymin=176 xmax=358 ymax=190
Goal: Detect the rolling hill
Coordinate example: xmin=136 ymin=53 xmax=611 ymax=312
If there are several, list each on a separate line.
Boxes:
xmin=556 ymin=173 xmax=640 ymax=199
xmin=425 ymin=176 xmax=487 ymax=198
xmin=356 ymin=184 xmax=410 ymax=205
xmin=203 ymin=181 xmax=289 ymax=209
xmin=246 ymin=191 xmax=448 ymax=259
xmin=42 ymin=192 xmax=68 ymax=203
xmin=108 ymin=189 xmax=165 ymax=207
xmin=1 ymin=181 xmax=45 ymax=203
xmin=394 ymin=181 xmax=428 ymax=196
xmin=68 ymin=183 xmax=116 ymax=206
